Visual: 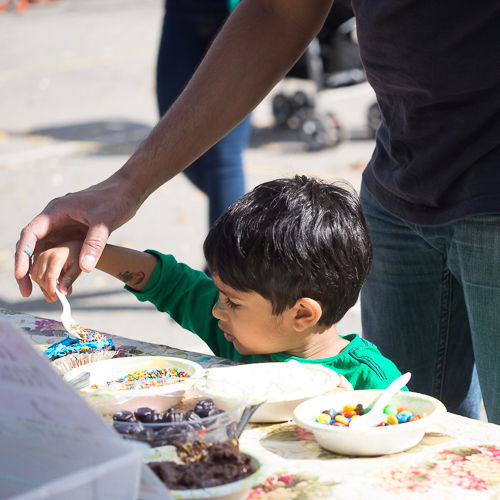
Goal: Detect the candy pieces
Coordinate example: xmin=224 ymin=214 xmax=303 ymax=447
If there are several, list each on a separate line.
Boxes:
xmin=386 ymin=414 xmax=398 ymax=425
xmin=314 ymin=402 xmax=426 ymax=427
xmin=396 ymin=410 xmax=413 ymax=423
xmin=383 ymin=404 xmax=397 ymax=416
xmin=316 ymin=413 xmax=331 ymax=423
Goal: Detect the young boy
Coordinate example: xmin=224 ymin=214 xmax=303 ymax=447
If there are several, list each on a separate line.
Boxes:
xmin=31 ymin=176 xmax=403 ymax=390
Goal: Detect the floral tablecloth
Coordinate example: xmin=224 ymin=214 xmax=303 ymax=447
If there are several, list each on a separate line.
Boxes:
xmin=1 ymin=307 xmax=236 ymax=369
xmin=4 ymin=307 xmax=500 ymax=499
xmin=240 ymin=417 xmax=500 ymax=499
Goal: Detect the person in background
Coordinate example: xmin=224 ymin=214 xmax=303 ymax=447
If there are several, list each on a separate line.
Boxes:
xmin=157 ymin=0 xmax=251 ymax=243
xmin=15 ymin=0 xmax=500 ymax=424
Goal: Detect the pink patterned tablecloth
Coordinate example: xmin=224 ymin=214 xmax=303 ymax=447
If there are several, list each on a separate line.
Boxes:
xmin=3 ymin=307 xmax=500 ymax=499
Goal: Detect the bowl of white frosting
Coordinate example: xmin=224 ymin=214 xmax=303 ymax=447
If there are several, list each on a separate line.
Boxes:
xmin=206 ymin=360 xmax=340 ymax=423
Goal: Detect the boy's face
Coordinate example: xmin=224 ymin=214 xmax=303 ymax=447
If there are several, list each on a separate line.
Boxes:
xmin=211 ymin=276 xmax=299 ymax=356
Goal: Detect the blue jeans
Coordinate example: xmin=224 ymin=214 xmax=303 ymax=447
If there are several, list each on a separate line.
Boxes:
xmin=157 ymin=9 xmax=252 ymax=227
xmin=360 ymin=182 xmax=500 ymax=423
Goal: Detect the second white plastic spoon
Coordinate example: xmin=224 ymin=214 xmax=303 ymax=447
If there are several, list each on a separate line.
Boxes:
xmin=54 ymin=287 xmax=83 ymax=340
xmin=348 ymin=372 xmax=412 ymax=430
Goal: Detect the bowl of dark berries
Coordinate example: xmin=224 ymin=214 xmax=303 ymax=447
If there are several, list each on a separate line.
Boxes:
xmin=88 ymin=378 xmax=248 ymax=448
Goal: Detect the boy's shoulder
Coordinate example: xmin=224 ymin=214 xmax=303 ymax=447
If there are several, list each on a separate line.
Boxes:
xmin=341 ymin=334 xmax=398 ymax=379
xmin=268 ymin=334 xmax=403 ymax=390
xmin=324 ymin=334 xmax=403 ymax=390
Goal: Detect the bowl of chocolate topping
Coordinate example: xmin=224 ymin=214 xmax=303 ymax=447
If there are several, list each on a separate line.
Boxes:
xmin=145 ymin=439 xmax=266 ymax=500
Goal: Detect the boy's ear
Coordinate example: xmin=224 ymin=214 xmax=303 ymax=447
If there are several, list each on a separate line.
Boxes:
xmin=291 ymin=298 xmax=322 ymax=331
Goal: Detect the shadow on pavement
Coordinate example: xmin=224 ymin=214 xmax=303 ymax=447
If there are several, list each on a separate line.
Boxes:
xmin=29 ymin=120 xmax=153 ymax=155
xmin=1 ymin=288 xmax=153 ymax=314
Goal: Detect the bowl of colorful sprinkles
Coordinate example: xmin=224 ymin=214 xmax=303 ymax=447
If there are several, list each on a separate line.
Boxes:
xmin=64 ymin=356 xmax=204 ymax=414
xmin=293 ymin=389 xmax=446 ymax=456
xmin=88 ymin=378 xmax=248 ymax=448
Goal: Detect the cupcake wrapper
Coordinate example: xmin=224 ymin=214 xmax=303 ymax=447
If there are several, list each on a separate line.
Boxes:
xmin=50 ymin=350 xmax=117 ymax=376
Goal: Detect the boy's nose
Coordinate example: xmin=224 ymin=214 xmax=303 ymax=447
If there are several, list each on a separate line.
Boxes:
xmin=212 ymin=298 xmax=228 ymax=319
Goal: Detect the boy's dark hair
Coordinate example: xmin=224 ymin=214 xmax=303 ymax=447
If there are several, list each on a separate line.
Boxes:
xmin=203 ymin=175 xmax=372 ymax=326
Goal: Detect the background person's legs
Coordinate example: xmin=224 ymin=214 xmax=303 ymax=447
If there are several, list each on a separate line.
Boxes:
xmin=195 ymin=116 xmax=251 ymax=227
xmin=156 ymin=9 xmax=249 ymax=229
xmin=445 ymin=214 xmax=500 ymax=424
xmin=360 ymin=183 xmax=481 ymax=419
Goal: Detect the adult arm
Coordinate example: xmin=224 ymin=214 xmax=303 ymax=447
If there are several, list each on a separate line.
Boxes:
xmin=15 ymin=0 xmax=333 ymax=299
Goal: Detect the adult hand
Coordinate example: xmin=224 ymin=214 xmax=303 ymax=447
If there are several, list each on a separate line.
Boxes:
xmin=15 ymin=171 xmax=143 ymax=300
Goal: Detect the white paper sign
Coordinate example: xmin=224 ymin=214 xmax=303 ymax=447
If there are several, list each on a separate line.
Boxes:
xmin=0 ymin=318 xmax=150 ymax=500
xmin=0 ymin=317 xmax=112 ymax=435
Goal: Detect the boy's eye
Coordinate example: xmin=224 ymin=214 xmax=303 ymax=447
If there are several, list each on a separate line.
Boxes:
xmin=225 ymin=298 xmax=240 ymax=310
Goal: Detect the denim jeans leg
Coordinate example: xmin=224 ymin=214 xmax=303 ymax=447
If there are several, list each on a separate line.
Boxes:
xmin=200 ymin=116 xmax=251 ymax=227
xmin=360 ymin=184 xmax=481 ymax=419
xmin=446 ymin=215 xmax=500 ymax=423
xmin=156 ymin=10 xmax=249 ymax=228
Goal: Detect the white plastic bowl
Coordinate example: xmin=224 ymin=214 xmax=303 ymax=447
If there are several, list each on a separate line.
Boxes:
xmin=144 ymin=446 xmax=267 ymax=500
xmin=293 ymin=390 xmax=446 ymax=456
xmin=207 ymin=361 xmax=340 ymax=423
xmin=65 ymin=356 xmax=204 ymax=413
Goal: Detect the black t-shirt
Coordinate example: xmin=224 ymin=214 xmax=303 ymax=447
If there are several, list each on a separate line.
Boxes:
xmin=166 ymin=0 xmax=228 ymax=15
xmin=353 ymin=0 xmax=500 ymax=225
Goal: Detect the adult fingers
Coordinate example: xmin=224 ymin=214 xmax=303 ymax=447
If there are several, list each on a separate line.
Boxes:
xmin=337 ymin=374 xmax=354 ymax=391
xmin=323 ymin=374 xmax=354 ymax=395
xmin=15 ymin=214 xmax=51 ymax=297
xmin=79 ymin=222 xmax=110 ymax=272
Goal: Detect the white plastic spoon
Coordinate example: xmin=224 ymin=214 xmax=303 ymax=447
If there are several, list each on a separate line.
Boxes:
xmin=54 ymin=287 xmax=83 ymax=340
xmin=67 ymin=371 xmax=90 ymax=390
xmin=348 ymin=372 xmax=412 ymax=430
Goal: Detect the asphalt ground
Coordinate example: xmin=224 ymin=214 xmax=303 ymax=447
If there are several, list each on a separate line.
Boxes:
xmin=1 ymin=0 xmax=376 ymax=355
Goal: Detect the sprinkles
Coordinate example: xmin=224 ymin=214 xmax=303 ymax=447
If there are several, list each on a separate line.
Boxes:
xmin=91 ymin=367 xmax=189 ymax=390
xmin=70 ymin=323 xmax=108 ymax=342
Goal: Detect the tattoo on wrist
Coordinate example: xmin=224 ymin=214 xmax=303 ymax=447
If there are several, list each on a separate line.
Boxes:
xmin=118 ymin=271 xmax=146 ymax=287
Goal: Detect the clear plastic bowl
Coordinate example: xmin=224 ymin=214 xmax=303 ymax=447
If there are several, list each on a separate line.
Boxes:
xmin=87 ymin=377 xmax=248 ymax=448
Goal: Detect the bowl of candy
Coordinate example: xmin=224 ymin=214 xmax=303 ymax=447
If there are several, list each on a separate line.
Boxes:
xmin=206 ymin=360 xmax=340 ymax=423
xmin=293 ymin=390 xmax=446 ymax=456
xmin=88 ymin=377 xmax=248 ymax=448
xmin=144 ymin=439 xmax=267 ymax=500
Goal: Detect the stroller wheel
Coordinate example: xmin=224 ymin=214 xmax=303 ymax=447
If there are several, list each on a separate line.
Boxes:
xmin=301 ymin=114 xmax=343 ymax=151
xmin=272 ymin=93 xmax=294 ymax=127
xmin=291 ymin=90 xmax=310 ymax=109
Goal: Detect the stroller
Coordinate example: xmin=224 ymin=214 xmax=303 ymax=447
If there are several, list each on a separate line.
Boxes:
xmin=272 ymin=1 xmax=376 ymax=150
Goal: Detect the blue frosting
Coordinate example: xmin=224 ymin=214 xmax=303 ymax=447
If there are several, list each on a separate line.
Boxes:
xmin=45 ymin=335 xmax=114 ymax=360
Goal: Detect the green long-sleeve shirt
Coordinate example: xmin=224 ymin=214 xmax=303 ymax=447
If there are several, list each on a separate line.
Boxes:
xmin=126 ymin=251 xmax=404 ymax=390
